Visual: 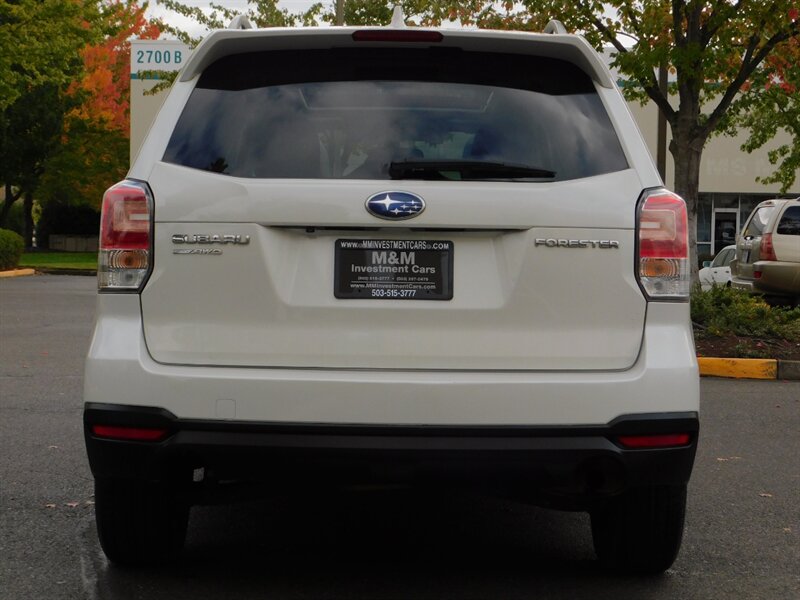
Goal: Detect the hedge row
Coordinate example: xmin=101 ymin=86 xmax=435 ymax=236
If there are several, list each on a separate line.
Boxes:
xmin=691 ymin=285 xmax=800 ymax=340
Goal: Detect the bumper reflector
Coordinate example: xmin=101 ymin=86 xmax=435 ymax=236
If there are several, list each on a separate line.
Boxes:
xmin=91 ymin=425 xmax=169 ymax=442
xmin=617 ymin=433 xmax=691 ymax=449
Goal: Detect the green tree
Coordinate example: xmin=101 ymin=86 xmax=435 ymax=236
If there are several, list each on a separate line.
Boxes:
xmin=39 ymin=1 xmax=161 ymax=212
xmin=0 ymin=0 xmax=99 ymax=110
xmin=0 ymin=85 xmax=69 ymax=245
xmin=0 ymin=0 xmax=101 ymax=244
xmin=1 ymin=1 xmax=158 ymax=244
xmin=37 ymin=117 xmax=130 ymax=214
xmin=735 ymin=33 xmax=800 ymax=192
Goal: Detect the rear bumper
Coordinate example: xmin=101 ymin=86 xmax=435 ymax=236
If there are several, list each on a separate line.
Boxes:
xmin=84 ymin=403 xmax=698 ymax=507
xmin=731 ymin=261 xmax=800 ymax=298
xmin=84 ymin=297 xmax=699 ymax=426
xmin=84 ymin=297 xmax=699 ymax=507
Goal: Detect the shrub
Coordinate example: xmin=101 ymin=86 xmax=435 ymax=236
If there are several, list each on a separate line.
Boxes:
xmin=691 ymin=285 xmax=800 ymax=341
xmin=0 ymin=228 xmax=25 ymax=270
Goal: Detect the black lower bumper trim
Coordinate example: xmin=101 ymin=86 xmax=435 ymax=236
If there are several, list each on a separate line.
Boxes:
xmin=84 ymin=403 xmax=698 ymax=507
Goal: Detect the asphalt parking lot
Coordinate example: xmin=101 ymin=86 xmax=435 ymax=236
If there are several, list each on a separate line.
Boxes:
xmin=1 ymin=275 xmax=798 ymax=600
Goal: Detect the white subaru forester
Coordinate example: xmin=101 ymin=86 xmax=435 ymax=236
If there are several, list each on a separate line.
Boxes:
xmin=84 ymin=17 xmax=699 ymax=573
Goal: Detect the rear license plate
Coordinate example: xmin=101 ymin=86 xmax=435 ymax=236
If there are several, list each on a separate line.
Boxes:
xmin=335 ymin=239 xmax=453 ymax=300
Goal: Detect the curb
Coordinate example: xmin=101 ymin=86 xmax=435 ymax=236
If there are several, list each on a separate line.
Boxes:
xmin=698 ymin=357 xmax=800 ymax=381
xmin=0 ymin=268 xmax=97 ymax=277
xmin=34 ymin=268 xmax=97 ymax=276
xmin=0 ymin=268 xmax=36 ymax=279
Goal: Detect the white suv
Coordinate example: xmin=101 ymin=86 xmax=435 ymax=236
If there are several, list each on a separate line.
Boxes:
xmin=84 ymin=18 xmax=699 ymax=573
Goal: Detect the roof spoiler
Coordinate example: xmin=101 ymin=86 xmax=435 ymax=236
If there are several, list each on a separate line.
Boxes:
xmin=179 ymin=14 xmax=613 ymax=89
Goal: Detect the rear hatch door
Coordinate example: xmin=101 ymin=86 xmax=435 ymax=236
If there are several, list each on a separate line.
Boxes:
xmin=139 ymin=39 xmax=648 ymax=371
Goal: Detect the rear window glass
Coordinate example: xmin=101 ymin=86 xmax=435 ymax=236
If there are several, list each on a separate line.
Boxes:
xmin=163 ymin=49 xmax=628 ymax=181
xmin=743 ymin=206 xmax=777 ymax=237
xmin=776 ymin=206 xmax=800 ymax=235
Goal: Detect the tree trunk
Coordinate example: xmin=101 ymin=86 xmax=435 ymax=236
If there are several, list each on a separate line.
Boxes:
xmin=669 ymin=132 xmax=706 ymax=285
xmin=0 ymin=183 xmax=21 ymax=228
xmin=23 ymin=191 xmax=34 ymax=248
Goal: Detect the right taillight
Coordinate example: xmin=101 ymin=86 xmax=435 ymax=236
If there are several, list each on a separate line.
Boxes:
xmin=759 ymin=233 xmax=777 ymax=261
xmin=637 ymin=189 xmax=689 ymax=300
xmin=98 ymin=180 xmax=153 ymax=291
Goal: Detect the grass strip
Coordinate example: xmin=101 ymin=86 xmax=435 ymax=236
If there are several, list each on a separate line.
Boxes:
xmin=19 ymin=252 xmax=97 ymax=271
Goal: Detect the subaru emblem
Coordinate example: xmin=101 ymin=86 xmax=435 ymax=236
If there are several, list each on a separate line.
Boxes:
xmin=365 ymin=191 xmax=425 ymax=220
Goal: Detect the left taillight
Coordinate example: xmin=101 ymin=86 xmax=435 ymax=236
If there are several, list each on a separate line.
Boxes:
xmin=98 ymin=179 xmax=152 ymax=291
xmin=759 ymin=233 xmax=777 ymax=261
xmin=91 ymin=425 xmax=169 ymax=442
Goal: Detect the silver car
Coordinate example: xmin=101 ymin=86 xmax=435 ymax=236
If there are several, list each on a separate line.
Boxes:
xmin=731 ymin=198 xmax=800 ymax=304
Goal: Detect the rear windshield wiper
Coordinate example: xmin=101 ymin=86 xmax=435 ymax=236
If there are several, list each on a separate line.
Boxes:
xmin=388 ymin=160 xmax=556 ymax=181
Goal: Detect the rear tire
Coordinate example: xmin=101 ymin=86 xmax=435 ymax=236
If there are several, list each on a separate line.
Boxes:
xmin=94 ymin=478 xmax=189 ymax=566
xmin=590 ymin=484 xmax=686 ymax=575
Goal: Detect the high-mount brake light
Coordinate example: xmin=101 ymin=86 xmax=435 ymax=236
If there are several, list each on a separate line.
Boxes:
xmin=352 ymin=30 xmax=444 ymax=43
xmin=759 ymin=233 xmax=777 ymax=261
xmin=98 ymin=180 xmax=152 ymax=291
xmin=617 ymin=433 xmax=691 ymax=449
xmin=637 ymin=189 xmax=690 ymax=300
xmin=91 ymin=425 xmax=169 ymax=442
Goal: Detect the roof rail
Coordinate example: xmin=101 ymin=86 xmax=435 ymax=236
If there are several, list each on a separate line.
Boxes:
xmin=543 ymin=20 xmax=567 ymax=34
xmin=228 ymin=15 xmax=253 ymax=30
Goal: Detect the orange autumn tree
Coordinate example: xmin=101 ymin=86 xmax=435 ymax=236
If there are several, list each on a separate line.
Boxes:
xmin=40 ymin=1 xmax=160 ymax=209
xmin=71 ymin=0 xmax=160 ymax=131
